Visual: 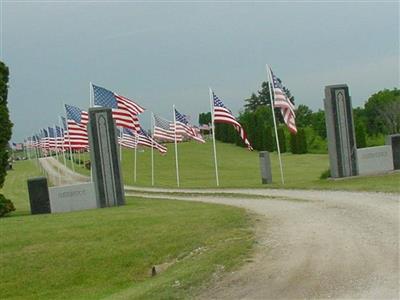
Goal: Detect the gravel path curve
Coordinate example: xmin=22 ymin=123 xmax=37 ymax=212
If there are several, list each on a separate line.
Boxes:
xmin=41 ymin=157 xmax=400 ymax=299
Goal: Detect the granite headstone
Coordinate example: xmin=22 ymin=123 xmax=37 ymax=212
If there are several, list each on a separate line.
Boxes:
xmin=27 ymin=177 xmax=51 ymax=214
xmin=324 ymin=84 xmax=358 ymax=178
xmin=357 ymin=146 xmax=394 ymax=175
xmin=385 ymin=134 xmax=400 ymax=170
xmin=259 ymin=151 xmax=272 ymax=184
xmin=49 ymin=182 xmax=97 ymax=213
xmin=88 ymin=107 xmax=125 ymax=208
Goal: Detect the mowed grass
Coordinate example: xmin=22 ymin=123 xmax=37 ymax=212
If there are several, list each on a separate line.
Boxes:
xmin=65 ymin=141 xmax=399 ymax=193
xmin=0 ymin=160 xmax=44 ymax=216
xmin=0 ymin=161 xmax=254 ymax=299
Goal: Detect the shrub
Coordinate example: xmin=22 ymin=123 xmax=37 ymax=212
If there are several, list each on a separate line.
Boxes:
xmin=355 ymin=121 xmax=367 ymax=148
xmin=320 ymin=169 xmax=331 ymax=179
xmin=84 ymin=160 xmax=91 ymax=170
xmin=0 ymin=194 xmax=15 ymax=217
xmin=277 ymin=127 xmax=286 ymax=153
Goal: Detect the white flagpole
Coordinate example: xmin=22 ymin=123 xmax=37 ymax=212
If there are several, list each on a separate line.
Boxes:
xmin=26 ymin=139 xmax=31 ymax=160
xmin=89 ymin=82 xmax=93 ymax=182
xmin=266 ymin=64 xmax=284 ymax=185
xmin=59 ymin=116 xmax=67 ymax=167
xmin=134 ymin=132 xmax=137 ymax=183
xmin=119 ymin=127 xmax=123 ymax=162
xmin=53 ymin=124 xmax=61 ymax=185
xmin=151 ymin=112 xmax=155 ymax=186
xmin=209 ymin=88 xmax=220 ymax=186
xmin=173 ymin=104 xmax=180 ymax=187
xmin=64 ymin=102 xmax=75 ymax=173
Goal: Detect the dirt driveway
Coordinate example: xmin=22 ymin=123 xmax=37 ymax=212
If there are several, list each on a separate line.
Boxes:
xmin=41 ymin=158 xmax=400 ymax=299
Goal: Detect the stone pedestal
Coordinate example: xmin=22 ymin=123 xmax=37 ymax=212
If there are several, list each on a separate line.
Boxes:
xmin=324 ymin=84 xmax=358 ymax=178
xmin=27 ymin=177 xmax=51 ymax=214
xmin=386 ymin=134 xmax=400 ymax=170
xmin=259 ymin=151 xmax=272 ymax=184
xmin=88 ymin=107 xmax=125 ymax=208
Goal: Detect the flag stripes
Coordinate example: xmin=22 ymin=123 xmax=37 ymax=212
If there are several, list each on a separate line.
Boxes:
xmin=270 ymin=68 xmax=297 ymax=134
xmin=212 ymin=92 xmax=253 ymax=150
xmin=92 ymin=84 xmax=144 ymax=132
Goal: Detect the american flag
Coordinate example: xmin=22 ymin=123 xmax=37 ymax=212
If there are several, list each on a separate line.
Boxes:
xmin=153 ymin=114 xmax=182 ymax=142
xmin=48 ymin=127 xmax=57 ymax=150
xmin=173 ymin=109 xmax=205 ymax=143
xmin=137 ymin=127 xmax=167 ymax=154
xmin=212 ymin=91 xmax=253 ymax=150
xmin=118 ymin=127 xmax=138 ymax=149
xmin=32 ymin=135 xmax=40 ymax=148
xmin=55 ymin=125 xmax=64 ymax=150
xmin=269 ymin=68 xmax=297 ymax=134
xmin=92 ymin=84 xmax=144 ymax=132
xmin=65 ymin=104 xmax=89 ymax=150
xmin=40 ymin=128 xmax=49 ymax=150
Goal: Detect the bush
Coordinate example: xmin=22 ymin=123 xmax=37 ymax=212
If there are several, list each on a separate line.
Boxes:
xmin=320 ymin=169 xmax=331 ymax=179
xmin=290 ymin=128 xmax=308 ymax=154
xmin=84 ymin=160 xmax=91 ymax=170
xmin=366 ymin=134 xmax=385 ymax=147
xmin=355 ymin=121 xmax=367 ymax=148
xmin=0 ymin=194 xmax=15 ymax=217
xmin=277 ymin=127 xmax=286 ymax=153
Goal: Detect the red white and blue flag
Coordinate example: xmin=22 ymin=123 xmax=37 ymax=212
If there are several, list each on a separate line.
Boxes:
xmin=153 ymin=114 xmax=182 ymax=142
xmin=65 ymin=104 xmax=89 ymax=150
xmin=92 ymin=84 xmax=144 ymax=132
xmin=118 ymin=127 xmax=138 ymax=149
xmin=173 ymin=109 xmax=205 ymax=143
xmin=137 ymin=127 xmax=167 ymax=154
xmin=269 ymin=68 xmax=297 ymax=134
xmin=212 ymin=91 xmax=253 ymax=150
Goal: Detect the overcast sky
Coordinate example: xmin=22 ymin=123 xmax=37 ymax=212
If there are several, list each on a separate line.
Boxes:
xmin=3 ymin=1 xmax=399 ymax=142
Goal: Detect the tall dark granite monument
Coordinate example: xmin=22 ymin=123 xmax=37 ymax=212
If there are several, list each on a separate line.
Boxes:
xmin=324 ymin=84 xmax=358 ymax=178
xmin=27 ymin=177 xmax=51 ymax=214
xmin=386 ymin=134 xmax=400 ymax=170
xmin=88 ymin=107 xmax=125 ymax=207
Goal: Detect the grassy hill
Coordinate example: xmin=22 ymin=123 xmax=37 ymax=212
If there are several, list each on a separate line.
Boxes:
xmin=66 ymin=141 xmax=399 ymax=192
xmin=0 ymin=160 xmax=254 ymax=299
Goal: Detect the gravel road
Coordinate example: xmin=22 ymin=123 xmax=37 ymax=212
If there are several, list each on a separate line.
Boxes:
xmin=127 ymin=188 xmax=399 ymax=299
xmin=39 ymin=157 xmax=89 ymax=186
xmin=41 ymin=157 xmax=400 ymax=299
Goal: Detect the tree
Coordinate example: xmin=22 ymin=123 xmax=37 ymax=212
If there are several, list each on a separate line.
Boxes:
xmin=198 ymin=112 xmax=211 ymax=125
xmin=277 ymin=127 xmax=286 ymax=153
xmin=244 ymin=93 xmax=262 ymax=112
xmin=295 ymin=104 xmax=313 ymax=127
xmin=310 ymin=110 xmax=327 ymax=139
xmin=0 ymin=61 xmax=14 ymax=217
xmin=355 ymin=121 xmax=367 ymax=148
xmin=290 ymin=128 xmax=307 ymax=154
xmin=364 ymin=88 xmax=400 ymax=135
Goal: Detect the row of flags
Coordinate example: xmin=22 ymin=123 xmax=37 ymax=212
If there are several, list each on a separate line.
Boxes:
xmin=23 ymin=65 xmax=297 ymax=186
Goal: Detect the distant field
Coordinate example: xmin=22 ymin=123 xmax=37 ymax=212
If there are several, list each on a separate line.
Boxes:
xmin=60 ymin=141 xmax=400 ymax=193
xmin=0 ymin=160 xmax=254 ymax=299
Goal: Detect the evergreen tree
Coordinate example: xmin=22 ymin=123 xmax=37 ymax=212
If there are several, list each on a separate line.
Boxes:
xmin=355 ymin=121 xmax=367 ymax=148
xmin=198 ymin=112 xmax=211 ymax=125
xmin=290 ymin=133 xmax=297 ymax=154
xmin=265 ymin=126 xmax=274 ymax=152
xmin=0 ymin=61 xmax=12 ymax=188
xmin=0 ymin=61 xmax=14 ymax=217
xmin=296 ymin=129 xmax=308 ymax=154
xmin=277 ymin=127 xmax=286 ymax=153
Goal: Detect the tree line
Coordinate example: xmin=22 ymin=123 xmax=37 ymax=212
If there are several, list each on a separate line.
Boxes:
xmin=199 ymin=81 xmax=399 ymax=154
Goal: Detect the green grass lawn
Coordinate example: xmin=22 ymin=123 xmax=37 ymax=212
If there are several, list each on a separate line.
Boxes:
xmin=63 ymin=141 xmax=399 ymax=193
xmin=0 ymin=160 xmax=44 ymax=216
xmin=0 ymin=160 xmax=254 ymax=299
